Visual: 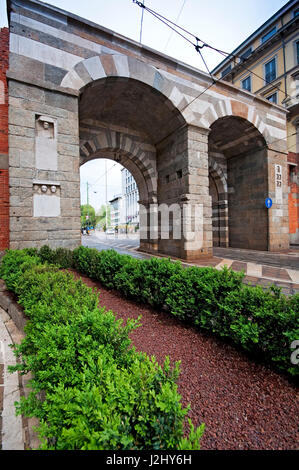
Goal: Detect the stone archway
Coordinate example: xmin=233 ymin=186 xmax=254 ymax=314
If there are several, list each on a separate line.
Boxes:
xmin=79 ymin=125 xmax=158 ymax=253
xmin=6 ymin=0 xmax=289 ymax=255
xmin=209 ymin=158 xmax=228 ymax=247
xmin=209 ymin=116 xmax=269 ymax=251
xmin=78 ymin=75 xmax=189 ymax=256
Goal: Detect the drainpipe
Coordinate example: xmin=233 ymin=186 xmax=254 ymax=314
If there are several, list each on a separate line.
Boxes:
xmin=281 ymin=35 xmax=288 ymax=101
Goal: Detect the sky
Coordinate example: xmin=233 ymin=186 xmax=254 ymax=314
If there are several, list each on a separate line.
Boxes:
xmin=0 ymin=0 xmax=290 ymax=212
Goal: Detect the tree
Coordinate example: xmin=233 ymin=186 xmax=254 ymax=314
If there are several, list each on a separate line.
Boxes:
xmin=96 ymin=205 xmax=111 ymax=231
xmin=81 ymin=204 xmax=97 ymax=228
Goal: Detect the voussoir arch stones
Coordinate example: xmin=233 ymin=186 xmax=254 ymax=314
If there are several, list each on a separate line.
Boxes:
xmin=208 ymin=157 xmax=228 ymax=194
xmin=80 ymin=128 xmax=157 ymax=201
xmin=60 ymin=54 xmax=187 ymax=120
xmin=60 ymin=54 xmax=273 ymax=144
xmin=198 ymin=97 xmax=272 ymax=144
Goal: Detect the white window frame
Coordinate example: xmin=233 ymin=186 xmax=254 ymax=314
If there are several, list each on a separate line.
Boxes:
xmin=261 ymin=26 xmax=277 ymax=44
xmin=240 ymin=47 xmax=253 ymax=62
xmin=266 ymin=91 xmax=278 ymax=104
xmin=264 ymin=56 xmax=277 ymax=85
xmin=242 ymin=75 xmax=252 ymax=92
xmin=221 ymin=64 xmax=232 ymax=78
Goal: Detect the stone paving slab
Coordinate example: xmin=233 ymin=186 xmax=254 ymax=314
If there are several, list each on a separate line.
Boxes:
xmin=0 ymin=285 xmax=41 ymax=451
xmin=84 ymin=235 xmax=299 ymax=295
xmin=0 ymin=307 xmax=24 ymax=450
xmin=213 ymin=247 xmax=299 ymax=270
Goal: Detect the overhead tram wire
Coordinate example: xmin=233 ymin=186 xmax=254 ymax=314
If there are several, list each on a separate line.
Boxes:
xmin=164 ymin=0 xmax=187 ymax=52
xmin=139 ymin=0 xmax=145 ymax=43
xmin=133 ymin=0 xmax=195 ymax=49
xmin=84 ymin=162 xmax=118 ymax=190
xmin=132 ymin=1 xmax=293 ymax=105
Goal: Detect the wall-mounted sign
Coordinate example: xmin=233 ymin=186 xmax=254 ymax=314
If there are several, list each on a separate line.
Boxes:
xmin=275 ymin=164 xmax=282 ymax=204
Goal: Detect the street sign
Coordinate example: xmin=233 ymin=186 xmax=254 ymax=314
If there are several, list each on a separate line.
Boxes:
xmin=265 ymin=198 xmax=273 ymax=209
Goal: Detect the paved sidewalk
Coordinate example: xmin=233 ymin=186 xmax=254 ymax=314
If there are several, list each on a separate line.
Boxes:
xmin=84 ymin=233 xmax=299 ymax=296
xmin=196 ymin=248 xmax=299 ymax=296
xmin=136 ymin=247 xmax=299 ymax=296
xmin=0 ymin=307 xmax=23 ymax=450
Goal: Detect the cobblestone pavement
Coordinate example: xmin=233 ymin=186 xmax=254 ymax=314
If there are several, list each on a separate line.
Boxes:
xmin=84 ymin=233 xmax=299 ymax=295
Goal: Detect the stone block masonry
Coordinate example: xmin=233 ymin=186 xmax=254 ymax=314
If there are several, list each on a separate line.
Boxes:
xmin=4 ymin=0 xmax=291 ymax=258
xmin=0 ymin=28 xmax=9 ymax=251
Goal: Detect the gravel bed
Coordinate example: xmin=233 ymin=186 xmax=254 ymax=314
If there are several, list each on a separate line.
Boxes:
xmin=73 ymin=272 xmax=299 ymax=450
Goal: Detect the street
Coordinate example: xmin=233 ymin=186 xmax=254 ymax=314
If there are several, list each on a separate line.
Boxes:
xmin=82 ymin=230 xmax=299 ymax=295
xmin=82 ymin=231 xmax=145 ymax=259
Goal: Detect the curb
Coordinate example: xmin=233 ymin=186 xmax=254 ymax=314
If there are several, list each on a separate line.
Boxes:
xmin=0 ymin=280 xmax=40 ymax=450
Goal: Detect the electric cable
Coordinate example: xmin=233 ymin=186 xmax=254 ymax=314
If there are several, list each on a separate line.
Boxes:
xmin=139 ymin=0 xmax=145 ymax=43
xmin=164 ymin=0 xmax=187 ymax=52
xmin=132 ymin=1 xmax=294 ymax=104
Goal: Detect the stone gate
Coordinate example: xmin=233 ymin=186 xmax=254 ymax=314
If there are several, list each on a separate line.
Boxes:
xmin=5 ymin=0 xmax=290 ymax=259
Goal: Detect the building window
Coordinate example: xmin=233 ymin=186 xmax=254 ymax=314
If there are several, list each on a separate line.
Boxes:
xmin=266 ymin=92 xmax=277 ymax=104
xmin=221 ymin=65 xmax=232 ymax=78
xmin=261 ymin=26 xmax=276 ymax=44
xmin=288 ymin=164 xmax=297 ymax=185
xmin=242 ymin=75 xmax=251 ymax=92
xmin=294 ymin=7 xmax=299 ymax=17
xmin=264 ymin=57 xmax=276 ymax=84
xmin=240 ymin=47 xmax=252 ymax=62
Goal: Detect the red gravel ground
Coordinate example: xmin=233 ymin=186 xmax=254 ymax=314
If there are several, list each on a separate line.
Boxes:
xmin=73 ymin=272 xmax=299 ymax=450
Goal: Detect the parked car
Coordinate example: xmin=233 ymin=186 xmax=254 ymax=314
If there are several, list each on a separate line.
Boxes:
xmin=106 ymin=228 xmax=115 ymax=235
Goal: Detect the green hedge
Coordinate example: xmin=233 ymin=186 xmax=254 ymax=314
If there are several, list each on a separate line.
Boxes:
xmin=3 ymin=245 xmax=299 ymax=378
xmin=67 ymin=245 xmax=299 ymax=377
xmin=0 ymin=250 xmax=204 ymax=450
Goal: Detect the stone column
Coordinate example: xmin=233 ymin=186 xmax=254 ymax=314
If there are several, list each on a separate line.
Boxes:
xmin=156 ymin=124 xmax=213 ymax=260
xmin=267 ymin=146 xmax=290 ymax=251
xmin=183 ymin=125 xmax=213 ymax=259
xmin=139 ymin=195 xmax=159 ymax=254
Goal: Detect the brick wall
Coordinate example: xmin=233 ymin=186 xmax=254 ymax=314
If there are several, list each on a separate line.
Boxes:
xmin=288 ymin=152 xmax=299 ymax=245
xmin=0 ymin=27 xmax=9 ymax=250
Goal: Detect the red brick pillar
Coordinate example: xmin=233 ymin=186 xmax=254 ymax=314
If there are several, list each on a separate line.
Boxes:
xmin=288 ymin=152 xmax=299 ymax=245
xmin=0 ymin=27 xmax=9 ymax=251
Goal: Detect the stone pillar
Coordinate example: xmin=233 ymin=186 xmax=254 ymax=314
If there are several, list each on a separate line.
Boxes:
xmin=8 ymin=79 xmax=81 ymax=249
xmin=184 ymin=125 xmax=213 ymax=259
xmin=267 ymin=146 xmax=290 ymax=251
xmin=139 ymin=196 xmax=159 ymax=254
xmin=156 ymin=125 xmax=213 ymax=260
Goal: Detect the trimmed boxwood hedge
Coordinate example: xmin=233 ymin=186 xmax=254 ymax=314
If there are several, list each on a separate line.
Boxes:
xmin=0 ymin=250 xmax=204 ymax=450
xmin=45 ymin=244 xmax=298 ymax=378
xmin=3 ymin=245 xmax=299 ymax=377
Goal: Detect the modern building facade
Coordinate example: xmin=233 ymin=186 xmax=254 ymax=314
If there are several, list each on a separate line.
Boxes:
xmin=212 ymin=0 xmax=299 ymax=244
xmin=121 ymin=168 xmax=139 ymax=230
xmin=109 ymin=194 xmax=123 ymax=230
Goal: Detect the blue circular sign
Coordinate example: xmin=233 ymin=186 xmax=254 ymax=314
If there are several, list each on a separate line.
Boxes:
xmin=265 ymin=198 xmax=273 ymax=209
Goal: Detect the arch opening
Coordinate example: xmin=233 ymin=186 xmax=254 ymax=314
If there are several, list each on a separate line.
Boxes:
xmin=80 ymin=156 xmax=141 ymax=241
xmin=209 ymin=116 xmax=268 ymax=251
xmin=79 ymin=76 xmax=186 ymax=145
xmin=79 ymin=76 xmax=187 ymax=254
